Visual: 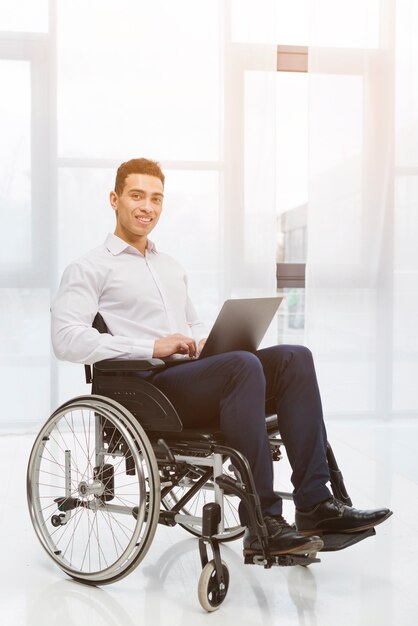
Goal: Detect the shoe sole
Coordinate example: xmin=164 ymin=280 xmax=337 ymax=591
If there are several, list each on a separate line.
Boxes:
xmin=298 ymin=510 xmax=393 ymax=536
xmin=244 ymin=538 xmax=324 ymax=557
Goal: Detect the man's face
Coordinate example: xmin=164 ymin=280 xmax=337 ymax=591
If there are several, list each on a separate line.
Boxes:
xmin=110 ymin=173 xmax=164 ymax=244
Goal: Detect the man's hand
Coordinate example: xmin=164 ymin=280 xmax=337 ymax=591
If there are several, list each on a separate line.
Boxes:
xmin=153 ymin=334 xmax=197 ymax=358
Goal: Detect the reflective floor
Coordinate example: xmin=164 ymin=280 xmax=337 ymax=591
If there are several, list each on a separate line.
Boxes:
xmin=1 ymin=418 xmax=417 ymax=626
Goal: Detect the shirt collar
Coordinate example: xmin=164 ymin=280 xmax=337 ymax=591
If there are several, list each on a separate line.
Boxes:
xmin=105 ymin=233 xmax=158 ymax=256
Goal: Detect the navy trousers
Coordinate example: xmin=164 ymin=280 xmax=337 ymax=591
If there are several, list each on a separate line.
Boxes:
xmin=144 ymin=345 xmax=332 ymax=524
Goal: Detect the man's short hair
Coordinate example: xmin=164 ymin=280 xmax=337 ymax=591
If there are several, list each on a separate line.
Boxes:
xmin=114 ymin=158 xmax=165 ymax=195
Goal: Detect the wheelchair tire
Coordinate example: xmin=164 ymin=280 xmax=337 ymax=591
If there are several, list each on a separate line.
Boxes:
xmin=198 ymin=559 xmax=229 ymax=612
xmin=27 ymin=395 xmax=160 ymax=585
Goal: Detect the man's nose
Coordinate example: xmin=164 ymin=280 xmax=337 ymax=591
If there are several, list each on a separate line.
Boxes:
xmin=140 ymin=198 xmax=153 ymax=212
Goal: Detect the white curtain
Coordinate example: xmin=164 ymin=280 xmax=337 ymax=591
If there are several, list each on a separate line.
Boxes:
xmin=0 ymin=0 xmax=277 ymax=430
xmin=306 ymin=0 xmax=418 ymax=419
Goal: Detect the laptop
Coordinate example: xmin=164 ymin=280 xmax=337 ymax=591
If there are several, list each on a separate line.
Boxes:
xmin=167 ymin=296 xmax=283 ymax=363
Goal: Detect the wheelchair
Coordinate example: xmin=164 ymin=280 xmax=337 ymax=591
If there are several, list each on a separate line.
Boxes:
xmin=27 ymin=317 xmax=377 ymax=612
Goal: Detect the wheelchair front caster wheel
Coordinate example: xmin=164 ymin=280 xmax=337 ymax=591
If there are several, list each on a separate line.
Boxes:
xmin=197 ymin=560 xmax=229 ymax=612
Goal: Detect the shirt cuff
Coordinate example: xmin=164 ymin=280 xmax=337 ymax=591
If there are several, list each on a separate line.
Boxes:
xmin=130 ymin=339 xmax=155 ymax=359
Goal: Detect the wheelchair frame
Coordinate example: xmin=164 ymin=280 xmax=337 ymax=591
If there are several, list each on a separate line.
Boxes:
xmin=27 ymin=330 xmax=376 ymax=611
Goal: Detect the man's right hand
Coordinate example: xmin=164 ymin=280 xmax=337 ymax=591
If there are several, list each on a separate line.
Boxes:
xmin=153 ymin=334 xmax=197 ymax=358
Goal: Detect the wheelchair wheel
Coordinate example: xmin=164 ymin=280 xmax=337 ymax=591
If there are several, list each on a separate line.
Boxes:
xmin=27 ymin=395 xmax=160 ymax=585
xmin=162 ymin=460 xmax=244 ymax=542
xmin=197 ymin=559 xmax=229 ymax=612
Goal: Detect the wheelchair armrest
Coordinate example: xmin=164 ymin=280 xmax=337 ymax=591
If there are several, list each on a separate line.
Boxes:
xmin=84 ymin=358 xmax=166 ymax=384
xmin=94 ymin=358 xmax=166 ymax=372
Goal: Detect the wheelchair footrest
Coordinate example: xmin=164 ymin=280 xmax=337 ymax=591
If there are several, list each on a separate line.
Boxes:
xmin=319 ymin=527 xmax=376 ymax=552
xmin=244 ymin=553 xmax=321 ymax=568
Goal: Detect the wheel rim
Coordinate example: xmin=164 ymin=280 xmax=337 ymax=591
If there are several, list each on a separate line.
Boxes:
xmin=27 ymin=396 xmax=160 ymax=583
xmin=198 ymin=560 xmax=229 ymax=611
xmin=206 ymin=567 xmax=227 ymax=607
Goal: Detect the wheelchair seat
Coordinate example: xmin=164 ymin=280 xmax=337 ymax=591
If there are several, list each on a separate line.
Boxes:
xmin=90 ymin=346 xmax=280 ymax=442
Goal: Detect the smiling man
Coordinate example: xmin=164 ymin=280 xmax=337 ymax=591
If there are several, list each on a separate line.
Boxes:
xmin=51 ymin=158 xmax=391 ymax=558
xmin=111 ymin=168 xmax=164 ymax=253
xmin=52 ymin=159 xmax=206 ymax=364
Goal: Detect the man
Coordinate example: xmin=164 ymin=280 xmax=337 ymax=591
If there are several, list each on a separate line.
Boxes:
xmin=52 ymin=158 xmax=392 ymax=556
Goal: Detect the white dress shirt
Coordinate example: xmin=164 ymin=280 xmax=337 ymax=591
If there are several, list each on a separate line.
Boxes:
xmin=51 ymin=233 xmax=207 ymax=364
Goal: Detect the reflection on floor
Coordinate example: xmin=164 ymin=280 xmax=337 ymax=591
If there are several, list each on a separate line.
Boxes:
xmin=2 ymin=419 xmax=417 ymax=626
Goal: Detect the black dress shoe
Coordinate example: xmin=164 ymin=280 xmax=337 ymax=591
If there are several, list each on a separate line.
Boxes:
xmin=243 ymin=515 xmax=324 ymax=555
xmin=295 ymin=497 xmax=393 ymax=534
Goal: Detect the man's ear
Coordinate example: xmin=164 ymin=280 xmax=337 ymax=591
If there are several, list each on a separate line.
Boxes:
xmin=109 ymin=191 xmax=118 ymax=211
